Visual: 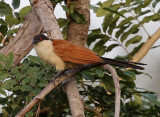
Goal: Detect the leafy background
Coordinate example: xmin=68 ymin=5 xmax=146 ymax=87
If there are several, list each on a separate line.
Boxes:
xmin=0 ymin=0 xmax=160 ymax=117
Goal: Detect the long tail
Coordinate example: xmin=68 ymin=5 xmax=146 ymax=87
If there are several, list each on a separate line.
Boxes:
xmin=101 ymin=57 xmax=146 ymax=70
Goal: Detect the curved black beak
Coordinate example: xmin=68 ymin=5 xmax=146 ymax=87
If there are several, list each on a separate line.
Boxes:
xmin=32 ymin=39 xmax=38 ymax=44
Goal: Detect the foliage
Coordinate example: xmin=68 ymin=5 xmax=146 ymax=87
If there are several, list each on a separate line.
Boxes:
xmin=0 ymin=1 xmax=31 ymax=47
xmin=88 ymin=0 xmax=160 ymax=58
xmin=0 ymin=54 xmax=159 ymax=117
xmin=0 ymin=0 xmax=160 ymax=117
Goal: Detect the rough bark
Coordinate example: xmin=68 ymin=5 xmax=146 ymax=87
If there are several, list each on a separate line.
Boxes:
xmin=30 ymin=0 xmax=63 ymax=39
xmin=65 ymin=0 xmax=90 ymax=117
xmin=67 ymin=0 xmax=90 ymax=46
xmin=0 ymin=9 xmax=42 ymax=65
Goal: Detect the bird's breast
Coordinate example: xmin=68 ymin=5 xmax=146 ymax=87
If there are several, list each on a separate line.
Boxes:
xmin=34 ymin=40 xmax=66 ymax=71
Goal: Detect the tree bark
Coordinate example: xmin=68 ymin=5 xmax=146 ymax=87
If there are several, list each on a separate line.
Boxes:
xmin=0 ymin=9 xmax=42 ymax=65
xmin=30 ymin=0 xmax=63 ymax=39
xmin=65 ymin=0 xmax=90 ymax=117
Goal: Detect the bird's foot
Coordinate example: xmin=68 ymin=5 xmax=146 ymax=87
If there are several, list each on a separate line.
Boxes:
xmin=51 ymin=69 xmax=68 ymax=82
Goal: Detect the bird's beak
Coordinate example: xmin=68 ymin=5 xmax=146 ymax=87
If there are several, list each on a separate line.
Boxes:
xmin=32 ymin=39 xmax=37 ymax=44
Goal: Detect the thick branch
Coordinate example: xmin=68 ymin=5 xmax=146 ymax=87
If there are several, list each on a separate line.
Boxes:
xmin=65 ymin=0 xmax=90 ymax=117
xmin=103 ymin=65 xmax=121 ymax=117
xmin=0 ymin=9 xmax=42 ymax=65
xmin=132 ymin=28 xmax=160 ymax=62
xmin=30 ymin=0 xmax=63 ymax=39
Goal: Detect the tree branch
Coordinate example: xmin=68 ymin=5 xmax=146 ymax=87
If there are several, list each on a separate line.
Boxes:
xmin=132 ymin=28 xmax=160 ymax=62
xmin=30 ymin=0 xmax=63 ymax=39
xmin=0 ymin=9 xmax=42 ymax=65
xmin=103 ymin=65 xmax=121 ymax=117
xmin=16 ymin=63 xmax=105 ymax=117
xmin=84 ymin=106 xmax=102 ymax=117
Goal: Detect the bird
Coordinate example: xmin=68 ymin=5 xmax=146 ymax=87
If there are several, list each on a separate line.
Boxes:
xmin=32 ymin=34 xmax=146 ymax=71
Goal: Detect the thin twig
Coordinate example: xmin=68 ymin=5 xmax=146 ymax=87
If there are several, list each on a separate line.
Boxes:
xmin=84 ymin=106 xmax=102 ymax=117
xmin=103 ymin=65 xmax=121 ymax=117
xmin=132 ymin=28 xmax=160 ymax=62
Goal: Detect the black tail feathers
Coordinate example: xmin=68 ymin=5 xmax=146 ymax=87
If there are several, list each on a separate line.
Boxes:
xmin=101 ymin=57 xmax=146 ymax=70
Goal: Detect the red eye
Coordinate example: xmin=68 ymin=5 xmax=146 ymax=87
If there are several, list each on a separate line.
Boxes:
xmin=39 ymin=38 xmax=43 ymax=41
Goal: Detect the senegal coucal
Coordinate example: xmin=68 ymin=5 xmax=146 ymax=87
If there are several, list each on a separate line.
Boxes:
xmin=32 ymin=34 xmax=145 ymax=71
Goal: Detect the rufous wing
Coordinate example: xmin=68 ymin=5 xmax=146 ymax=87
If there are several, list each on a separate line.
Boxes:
xmin=53 ymin=40 xmax=103 ymax=64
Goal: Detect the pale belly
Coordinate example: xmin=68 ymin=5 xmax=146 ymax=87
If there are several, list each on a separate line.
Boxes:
xmin=34 ymin=40 xmax=66 ymax=71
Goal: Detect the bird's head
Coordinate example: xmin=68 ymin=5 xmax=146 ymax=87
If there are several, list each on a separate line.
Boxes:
xmin=32 ymin=34 xmax=49 ymax=44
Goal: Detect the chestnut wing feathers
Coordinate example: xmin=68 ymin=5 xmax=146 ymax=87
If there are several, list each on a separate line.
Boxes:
xmin=53 ymin=40 xmax=102 ymax=64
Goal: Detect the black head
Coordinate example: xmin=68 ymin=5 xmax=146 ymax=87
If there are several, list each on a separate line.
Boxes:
xmin=32 ymin=34 xmax=49 ymax=44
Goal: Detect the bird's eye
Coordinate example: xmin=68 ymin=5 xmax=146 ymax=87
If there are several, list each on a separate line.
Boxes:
xmin=39 ymin=38 xmax=43 ymax=41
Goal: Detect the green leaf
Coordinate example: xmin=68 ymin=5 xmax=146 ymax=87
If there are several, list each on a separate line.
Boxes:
xmin=96 ymin=3 xmax=119 ymax=17
xmin=11 ymin=103 xmax=18 ymax=110
xmin=118 ymin=70 xmax=136 ymax=81
xmin=62 ymin=26 xmax=68 ymax=40
xmin=1 ymin=79 xmax=17 ymax=90
xmin=152 ymin=0 xmax=159 ymax=8
xmin=87 ymin=29 xmax=108 ymax=46
xmin=0 ymin=87 xmax=6 ymax=96
xmin=126 ymin=0 xmax=134 ymax=6
xmin=5 ymin=53 xmax=14 ymax=69
xmin=93 ymin=40 xmax=106 ymax=56
xmin=7 ymin=28 xmax=19 ymax=36
xmin=19 ymin=6 xmax=32 ymax=19
xmin=102 ymin=0 xmax=114 ymax=7
xmin=142 ymin=94 xmax=160 ymax=106
xmin=12 ymin=0 xmax=20 ymax=9
xmin=32 ymin=87 xmax=41 ymax=96
xmin=90 ymin=5 xmax=98 ymax=13
xmin=130 ymin=42 xmax=144 ymax=56
xmin=137 ymin=9 xmax=151 ymax=17
xmin=108 ymin=15 xmax=120 ymax=35
xmin=120 ymin=24 xmax=140 ymax=42
xmin=101 ymin=74 xmax=115 ymax=92
xmin=115 ymin=25 xmax=130 ymax=38
xmin=135 ymin=0 xmax=152 ymax=14
xmin=103 ymin=7 xmax=124 ymax=18
xmin=30 ymin=76 xmax=37 ymax=86
xmin=106 ymin=44 xmax=119 ymax=52
xmin=57 ymin=18 xmax=67 ymax=28
xmin=0 ymin=73 xmax=10 ymax=81
xmin=128 ymin=94 xmax=142 ymax=108
xmin=82 ymin=70 xmax=96 ymax=82
xmin=117 ymin=17 xmax=134 ymax=28
xmin=28 ymin=55 xmax=46 ymax=66
xmin=38 ymin=82 xmax=47 ymax=87
xmin=125 ymin=35 xmax=142 ymax=47
xmin=102 ymin=15 xmax=113 ymax=32
xmin=96 ymin=69 xmax=104 ymax=78
xmin=22 ymin=78 xmax=30 ymax=85
xmin=96 ymin=7 xmax=112 ymax=17
xmin=0 ymin=2 xmax=12 ymax=16
xmin=21 ymin=85 xmax=33 ymax=92
xmin=70 ymin=10 xmax=86 ymax=24
xmin=0 ymin=18 xmax=7 ymax=25
xmin=140 ymin=13 xmax=160 ymax=24
xmin=5 ymin=14 xmax=21 ymax=27
xmin=0 ymin=25 xmax=8 ymax=36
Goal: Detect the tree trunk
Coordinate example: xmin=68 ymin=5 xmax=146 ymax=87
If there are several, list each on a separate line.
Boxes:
xmin=0 ymin=9 xmax=42 ymax=65
xmin=65 ymin=0 xmax=90 ymax=117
